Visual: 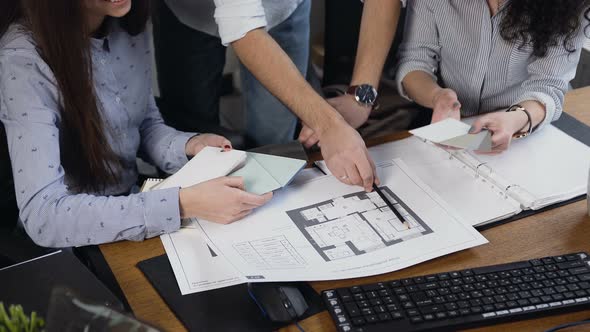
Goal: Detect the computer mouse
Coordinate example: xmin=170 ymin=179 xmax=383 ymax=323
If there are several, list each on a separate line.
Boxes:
xmin=248 ymin=283 xmax=309 ymax=323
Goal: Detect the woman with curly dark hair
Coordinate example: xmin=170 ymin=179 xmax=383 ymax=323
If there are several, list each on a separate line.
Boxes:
xmin=397 ymin=0 xmax=590 ymax=154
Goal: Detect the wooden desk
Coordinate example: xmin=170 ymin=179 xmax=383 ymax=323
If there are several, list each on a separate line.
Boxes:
xmin=100 ymin=87 xmax=590 ymax=332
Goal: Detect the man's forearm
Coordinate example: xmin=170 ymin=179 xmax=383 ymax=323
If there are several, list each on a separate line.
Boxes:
xmin=232 ymin=28 xmax=341 ymax=136
xmin=350 ymin=0 xmax=402 ymax=87
xmin=402 ymin=71 xmax=443 ymax=108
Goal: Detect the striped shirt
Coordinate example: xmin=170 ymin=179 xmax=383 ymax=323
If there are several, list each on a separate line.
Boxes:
xmin=396 ymin=0 xmax=587 ymax=130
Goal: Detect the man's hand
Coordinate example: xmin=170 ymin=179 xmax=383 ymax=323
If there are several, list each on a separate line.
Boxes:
xmin=298 ymin=95 xmax=371 ymax=148
xmin=327 ymin=94 xmax=371 ymax=129
xmin=469 ymin=111 xmax=529 ymax=155
xmin=185 ymin=134 xmax=232 ymax=157
xmin=431 ymin=88 xmax=461 ymax=123
xmin=318 ymin=118 xmax=378 ymax=192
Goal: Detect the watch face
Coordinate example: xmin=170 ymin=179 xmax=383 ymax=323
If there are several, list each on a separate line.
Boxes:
xmin=356 ymin=84 xmax=377 ymax=105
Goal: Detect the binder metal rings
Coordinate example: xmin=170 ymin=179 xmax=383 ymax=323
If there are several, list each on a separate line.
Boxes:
xmin=475 ymin=162 xmax=489 ymax=178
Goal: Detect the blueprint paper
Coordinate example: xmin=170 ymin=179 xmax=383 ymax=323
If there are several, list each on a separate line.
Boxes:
xmin=410 ymin=119 xmax=492 ymax=152
xmin=162 ymin=159 xmax=488 ymax=294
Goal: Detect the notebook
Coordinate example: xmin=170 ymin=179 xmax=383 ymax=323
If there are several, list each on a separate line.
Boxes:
xmin=149 ymin=147 xmax=306 ymax=195
xmin=317 ymin=117 xmax=590 ymax=227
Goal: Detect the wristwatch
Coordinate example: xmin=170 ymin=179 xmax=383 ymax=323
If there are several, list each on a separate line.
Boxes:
xmin=506 ymin=104 xmax=533 ymax=139
xmin=347 ymin=84 xmax=378 ymax=109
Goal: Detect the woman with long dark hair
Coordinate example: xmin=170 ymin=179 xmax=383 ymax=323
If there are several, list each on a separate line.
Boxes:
xmin=397 ymin=0 xmax=590 ymax=154
xmin=0 ymin=0 xmax=272 ymax=247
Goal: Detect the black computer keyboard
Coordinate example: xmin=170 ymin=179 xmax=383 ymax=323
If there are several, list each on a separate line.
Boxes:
xmin=323 ymin=252 xmax=590 ymax=332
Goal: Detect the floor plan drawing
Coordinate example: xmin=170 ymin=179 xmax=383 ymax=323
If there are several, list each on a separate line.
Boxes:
xmin=233 ymin=235 xmax=307 ymax=271
xmin=286 ymin=187 xmax=433 ymax=261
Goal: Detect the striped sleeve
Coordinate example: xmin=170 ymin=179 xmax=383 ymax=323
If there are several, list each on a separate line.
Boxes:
xmin=395 ymin=0 xmax=440 ymax=100
xmin=512 ymin=31 xmax=587 ymax=131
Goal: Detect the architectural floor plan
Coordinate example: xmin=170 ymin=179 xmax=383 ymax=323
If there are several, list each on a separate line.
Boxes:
xmin=286 ymin=187 xmax=433 ymax=261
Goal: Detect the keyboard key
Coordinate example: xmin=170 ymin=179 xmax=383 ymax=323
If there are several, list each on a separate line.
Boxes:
xmin=494 ymin=303 xmax=507 ymax=310
xmin=579 ymin=274 xmax=590 ymax=281
xmin=413 ymin=276 xmax=425 ymax=284
xmin=390 ymin=311 xmax=403 ymax=320
xmin=353 ymin=293 xmax=365 ymax=301
xmin=402 ymin=278 xmax=414 ymax=286
xmin=366 ymin=291 xmax=379 ymax=299
xmin=389 ymin=280 xmax=401 ymax=288
xmin=351 ymin=317 xmax=365 ymax=326
xmin=350 ymin=286 xmax=362 ymax=293
xmin=445 ymin=302 xmax=458 ymax=311
xmin=448 ymin=310 xmax=459 ymax=317
xmin=438 ymin=273 xmax=450 ymax=281
xmin=420 ymin=305 xmax=444 ymax=314
xmin=423 ymin=314 xmax=435 ymax=321
xmin=517 ymin=299 xmax=530 ymax=306
xmin=471 ymin=306 xmax=483 ymax=313
xmin=436 ymin=312 xmax=447 ymax=319
xmin=459 ymin=308 xmax=471 ymax=316
xmin=450 ymin=272 xmax=461 ymax=278
xmin=410 ymin=316 xmax=423 ymax=324
xmin=357 ymin=300 xmax=370 ymax=308
xmin=407 ymin=309 xmax=420 ymax=316
xmin=425 ymin=275 xmax=438 ymax=282
xmin=345 ymin=303 xmax=361 ymax=317
xmin=565 ymin=254 xmax=580 ymax=261
xmin=541 ymin=295 xmax=553 ymax=303
xmin=362 ymin=283 xmax=386 ymax=291
xmin=482 ymin=305 xmax=495 ymax=312
xmin=570 ymin=267 xmax=590 ymax=275
xmin=558 ymin=261 xmax=584 ymax=269
xmin=506 ymin=301 xmax=518 ymax=308
xmin=386 ymin=304 xmax=399 ymax=311
xmin=369 ymin=299 xmax=383 ymax=306
xmin=378 ymin=313 xmax=391 ymax=321
xmin=374 ymin=305 xmax=386 ymax=314
xmin=365 ymin=315 xmax=378 ymax=324
xmin=361 ymin=308 xmax=374 ymax=316
xmin=420 ymin=282 xmax=439 ymax=290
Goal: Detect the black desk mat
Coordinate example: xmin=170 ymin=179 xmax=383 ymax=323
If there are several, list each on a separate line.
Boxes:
xmin=137 ymin=255 xmax=324 ymax=332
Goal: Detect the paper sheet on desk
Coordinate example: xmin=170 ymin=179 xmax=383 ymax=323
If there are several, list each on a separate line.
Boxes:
xmin=162 ymin=160 xmax=487 ymax=294
xmin=410 ymin=118 xmax=493 ymax=152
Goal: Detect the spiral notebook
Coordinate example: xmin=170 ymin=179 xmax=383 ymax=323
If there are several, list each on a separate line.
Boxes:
xmin=318 ymin=115 xmax=590 ymax=227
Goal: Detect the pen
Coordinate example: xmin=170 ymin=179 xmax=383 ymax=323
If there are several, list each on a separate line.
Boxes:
xmin=372 ymin=184 xmax=410 ymax=229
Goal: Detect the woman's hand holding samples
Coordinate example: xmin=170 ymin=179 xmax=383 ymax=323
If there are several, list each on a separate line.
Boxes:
xmin=178 ymin=177 xmax=273 ymax=224
xmin=469 ymin=110 xmax=529 ymax=155
xmin=431 ymin=88 xmax=461 ymax=123
xmin=185 ymin=134 xmax=232 ymax=157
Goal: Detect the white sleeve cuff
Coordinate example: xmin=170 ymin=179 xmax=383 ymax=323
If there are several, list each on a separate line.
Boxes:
xmin=513 ymin=92 xmax=558 ymax=131
xmin=214 ymin=1 xmax=268 ymax=45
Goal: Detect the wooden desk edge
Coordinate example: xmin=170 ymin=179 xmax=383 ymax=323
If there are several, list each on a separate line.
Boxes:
xmin=100 ymin=88 xmax=590 ymax=332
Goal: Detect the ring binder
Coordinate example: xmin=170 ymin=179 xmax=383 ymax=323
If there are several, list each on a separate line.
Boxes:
xmin=504 ymin=184 xmax=520 ymax=198
xmin=475 ymin=162 xmax=489 ymax=178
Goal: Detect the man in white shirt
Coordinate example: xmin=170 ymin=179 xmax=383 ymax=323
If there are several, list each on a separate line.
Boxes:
xmin=155 ymin=0 xmax=309 ymax=148
xmin=156 ymin=0 xmax=403 ymax=191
